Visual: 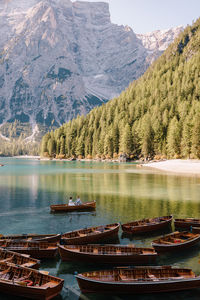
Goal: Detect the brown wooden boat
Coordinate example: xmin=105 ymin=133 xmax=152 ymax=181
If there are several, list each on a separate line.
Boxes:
xmin=58 ymin=244 xmax=158 ymax=265
xmin=0 ymin=240 xmax=58 ymax=259
xmin=0 ymin=234 xmax=61 ymax=243
xmin=50 ymin=201 xmax=96 ymax=212
xmin=76 ymin=266 xmax=200 ymax=294
xmin=0 ymin=262 xmax=64 ymax=299
xmin=152 ymin=231 xmax=200 ymax=252
xmin=121 ymin=216 xmax=172 ymax=234
xmin=192 ymin=227 xmax=200 ymax=234
xmin=175 ymin=218 xmax=200 ymax=229
xmin=0 ymin=248 xmax=40 ymax=269
xmin=61 ymin=223 xmax=120 ymax=245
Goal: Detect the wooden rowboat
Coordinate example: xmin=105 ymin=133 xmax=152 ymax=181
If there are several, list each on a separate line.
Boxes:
xmin=175 ymin=218 xmax=200 ymax=229
xmin=152 ymin=231 xmax=200 ymax=252
xmin=121 ymin=216 xmax=172 ymax=234
xmin=0 ymin=248 xmax=40 ymax=269
xmin=58 ymin=244 xmax=158 ymax=265
xmin=0 ymin=234 xmax=61 ymax=243
xmin=0 ymin=240 xmax=58 ymax=259
xmin=50 ymin=201 xmax=96 ymax=212
xmin=76 ymin=266 xmax=200 ymax=294
xmin=192 ymin=227 xmax=200 ymax=234
xmin=61 ymin=223 xmax=120 ymax=245
xmin=0 ymin=262 xmax=64 ymax=299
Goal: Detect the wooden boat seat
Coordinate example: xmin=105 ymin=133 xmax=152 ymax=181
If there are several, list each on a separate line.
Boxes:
xmin=0 ymin=270 xmax=10 ymax=276
xmin=22 ymin=262 xmax=34 ymax=267
xmin=119 ymin=275 xmax=131 ymax=281
xmin=158 ymin=240 xmax=173 ymax=244
xmin=78 ymin=233 xmax=87 ymax=237
xmin=0 ymin=258 xmax=12 ymax=263
xmin=42 ymin=282 xmax=57 ymax=287
xmin=147 ymin=274 xmax=159 ymax=281
xmin=173 ymin=239 xmax=185 ymax=243
xmin=10 ymin=246 xmax=29 ymax=250
xmin=170 ymin=276 xmax=184 ymax=280
xmin=169 ymin=237 xmax=187 ymax=243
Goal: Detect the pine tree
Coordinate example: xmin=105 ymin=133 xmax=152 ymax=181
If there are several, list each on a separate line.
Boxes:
xmin=167 ymin=117 xmax=181 ymax=158
xmin=120 ymin=124 xmax=133 ymax=156
xmin=104 ymin=132 xmax=113 ymax=157
xmin=140 ymin=115 xmax=154 ymax=159
xmin=191 ymin=114 xmax=200 ymax=158
xmin=47 ymin=137 xmax=56 ymax=157
xmin=181 ymin=117 xmax=192 ymax=158
xmin=112 ymin=124 xmax=119 ymax=154
xmin=40 ymin=132 xmax=50 ymax=155
xmin=59 ymin=136 xmax=65 ymax=156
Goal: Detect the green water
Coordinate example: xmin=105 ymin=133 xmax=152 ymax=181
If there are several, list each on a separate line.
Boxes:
xmin=0 ymin=158 xmax=200 ymax=300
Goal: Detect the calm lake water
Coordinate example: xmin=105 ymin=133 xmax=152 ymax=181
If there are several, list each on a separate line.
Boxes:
xmin=0 ymin=158 xmax=200 ymax=300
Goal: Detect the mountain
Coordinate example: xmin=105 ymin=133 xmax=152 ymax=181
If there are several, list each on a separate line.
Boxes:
xmin=137 ymin=26 xmax=183 ymax=63
xmin=41 ymin=18 xmax=200 ymax=160
xmin=0 ymin=0 xmax=183 ymax=149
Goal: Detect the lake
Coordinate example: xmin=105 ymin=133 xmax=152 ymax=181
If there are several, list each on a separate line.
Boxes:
xmin=0 ymin=158 xmax=200 ymax=300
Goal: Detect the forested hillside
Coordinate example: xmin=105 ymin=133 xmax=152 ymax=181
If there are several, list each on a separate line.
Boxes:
xmin=41 ymin=19 xmax=200 ymax=160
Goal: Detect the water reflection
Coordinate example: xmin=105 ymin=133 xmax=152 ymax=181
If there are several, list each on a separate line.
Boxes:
xmin=0 ymin=158 xmax=200 ymax=299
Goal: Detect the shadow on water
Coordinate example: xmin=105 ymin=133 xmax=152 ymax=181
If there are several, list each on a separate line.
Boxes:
xmin=157 ymin=244 xmax=200 ymax=270
xmin=78 ymin=289 xmax=200 ymax=300
xmin=0 ymin=292 xmax=63 ymax=300
xmin=50 ymin=211 xmax=97 ymax=217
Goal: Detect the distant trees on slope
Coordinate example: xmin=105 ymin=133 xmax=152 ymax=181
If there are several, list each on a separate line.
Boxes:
xmin=41 ymin=19 xmax=200 ymax=160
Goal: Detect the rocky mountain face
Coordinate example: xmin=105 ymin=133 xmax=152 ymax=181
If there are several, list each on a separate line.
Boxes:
xmin=136 ymin=26 xmax=183 ymax=63
xmin=0 ymin=0 xmax=183 ymax=141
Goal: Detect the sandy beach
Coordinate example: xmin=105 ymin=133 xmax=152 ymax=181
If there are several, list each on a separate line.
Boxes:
xmin=142 ymin=159 xmax=200 ymax=175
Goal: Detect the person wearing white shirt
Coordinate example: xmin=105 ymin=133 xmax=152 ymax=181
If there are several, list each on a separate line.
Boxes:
xmin=68 ymin=197 xmax=75 ymax=206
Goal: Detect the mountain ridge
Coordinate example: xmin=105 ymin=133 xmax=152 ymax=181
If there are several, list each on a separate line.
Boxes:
xmin=0 ymin=0 xmax=183 ymax=155
xmin=41 ymin=18 xmax=200 ymax=160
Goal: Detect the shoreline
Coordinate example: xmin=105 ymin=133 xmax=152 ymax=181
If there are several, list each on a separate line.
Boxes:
xmin=2 ymin=156 xmax=200 ymax=175
xmin=141 ymin=159 xmax=200 ymax=175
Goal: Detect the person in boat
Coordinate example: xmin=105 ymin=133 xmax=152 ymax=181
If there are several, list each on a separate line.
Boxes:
xmin=75 ymin=196 xmax=82 ymax=205
xmin=68 ymin=197 xmax=75 ymax=206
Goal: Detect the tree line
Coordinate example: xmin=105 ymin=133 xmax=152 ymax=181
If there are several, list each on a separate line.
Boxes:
xmin=41 ymin=19 xmax=200 ymax=160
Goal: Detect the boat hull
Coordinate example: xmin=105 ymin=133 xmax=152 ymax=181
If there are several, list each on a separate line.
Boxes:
xmin=121 ymin=216 xmax=172 ymax=234
xmin=0 ymin=249 xmax=40 ymax=269
xmin=192 ymin=227 xmax=200 ymax=234
xmin=0 ymin=234 xmax=61 ymax=243
xmin=58 ymin=245 xmax=157 ymax=265
xmin=152 ymin=234 xmax=200 ymax=252
xmin=50 ymin=201 xmax=96 ymax=212
xmin=76 ymin=276 xmax=200 ymax=294
xmin=3 ymin=248 xmax=58 ymax=259
xmin=0 ymin=263 xmax=64 ymax=300
xmin=175 ymin=219 xmax=200 ymax=229
xmin=61 ymin=223 xmax=120 ymax=245
xmin=0 ymin=280 xmax=64 ymax=300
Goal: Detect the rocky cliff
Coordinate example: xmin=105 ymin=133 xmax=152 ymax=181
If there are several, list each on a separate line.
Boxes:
xmin=0 ymin=0 xmax=183 ymax=141
xmin=137 ymin=26 xmax=183 ymax=63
